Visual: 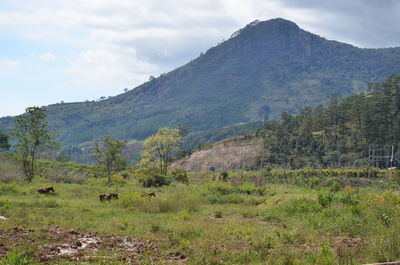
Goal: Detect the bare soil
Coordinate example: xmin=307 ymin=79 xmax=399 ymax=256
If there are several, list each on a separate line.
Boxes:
xmin=171 ymin=135 xmax=263 ymax=171
xmin=0 ymin=226 xmax=182 ymax=264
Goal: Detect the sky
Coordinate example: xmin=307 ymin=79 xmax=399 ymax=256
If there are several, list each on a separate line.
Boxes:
xmin=1 ymin=0 xmax=400 ymax=117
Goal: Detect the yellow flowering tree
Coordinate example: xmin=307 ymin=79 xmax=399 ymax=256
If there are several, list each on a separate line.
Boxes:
xmin=140 ymin=128 xmax=182 ymax=175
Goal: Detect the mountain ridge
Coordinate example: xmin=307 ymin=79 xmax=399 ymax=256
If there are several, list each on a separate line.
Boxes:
xmin=1 ymin=18 xmax=400 ymax=146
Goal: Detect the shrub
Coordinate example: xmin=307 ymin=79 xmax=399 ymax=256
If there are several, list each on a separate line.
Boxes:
xmin=237 ymin=183 xmax=265 ymax=196
xmin=171 ymin=168 xmax=189 ymax=184
xmin=120 ymin=192 xmax=143 ymax=209
xmin=119 ymin=171 xmax=131 ymax=179
xmin=330 ymin=180 xmax=342 ymax=192
xmin=220 ymin=171 xmax=228 ymax=182
xmin=336 ymin=188 xmax=359 ymax=206
xmin=318 ymin=190 xmax=334 ymax=208
xmin=110 ymin=174 xmax=126 ymax=185
xmin=139 ymin=174 xmax=171 ymax=188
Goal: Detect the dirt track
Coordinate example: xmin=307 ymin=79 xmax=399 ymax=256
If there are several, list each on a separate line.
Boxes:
xmin=0 ymin=227 xmax=186 ymax=263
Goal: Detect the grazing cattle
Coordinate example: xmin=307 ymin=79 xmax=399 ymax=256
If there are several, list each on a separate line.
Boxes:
xmin=108 ymin=193 xmax=119 ymax=199
xmin=99 ymin=193 xmax=119 ymax=202
xmin=141 ymin=192 xmax=156 ymax=198
xmin=99 ymin=193 xmax=106 ymax=202
xmin=37 ymin=186 xmax=55 ymax=194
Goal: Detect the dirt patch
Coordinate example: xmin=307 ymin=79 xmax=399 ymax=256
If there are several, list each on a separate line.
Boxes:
xmin=334 ymin=236 xmax=363 ymax=259
xmin=0 ymin=227 xmax=163 ymax=263
xmin=170 ymin=135 xmax=263 ymax=171
xmin=334 ymin=236 xmax=363 ymax=250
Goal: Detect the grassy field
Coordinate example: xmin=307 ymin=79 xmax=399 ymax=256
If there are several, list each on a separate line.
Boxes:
xmin=1 ymin=169 xmax=400 ymax=264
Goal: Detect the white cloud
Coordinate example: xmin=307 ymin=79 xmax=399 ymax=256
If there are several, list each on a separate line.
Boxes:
xmin=63 ymin=45 xmax=160 ymax=92
xmin=1 ymin=0 xmax=400 ymax=117
xmin=32 ymin=52 xmax=56 ymax=62
xmin=0 ymin=58 xmax=19 ymax=71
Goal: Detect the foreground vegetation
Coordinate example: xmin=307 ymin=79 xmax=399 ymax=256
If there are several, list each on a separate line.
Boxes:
xmin=1 ymin=156 xmax=400 ymax=264
xmin=0 ymin=74 xmax=399 ymax=264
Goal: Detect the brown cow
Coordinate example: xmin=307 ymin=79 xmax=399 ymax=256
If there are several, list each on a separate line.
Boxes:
xmin=37 ymin=186 xmax=55 ymax=194
xmin=99 ymin=193 xmax=106 ymax=202
xmin=108 ymin=193 xmax=119 ymax=199
xmin=99 ymin=193 xmax=119 ymax=202
xmin=141 ymin=192 xmax=156 ymax=198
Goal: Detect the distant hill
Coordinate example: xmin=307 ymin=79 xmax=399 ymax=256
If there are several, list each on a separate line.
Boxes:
xmin=171 ymin=134 xmax=263 ymax=171
xmin=1 ymin=18 xmax=400 ymax=146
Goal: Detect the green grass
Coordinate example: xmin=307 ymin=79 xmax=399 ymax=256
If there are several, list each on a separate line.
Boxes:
xmin=1 ymin=172 xmax=400 ymax=264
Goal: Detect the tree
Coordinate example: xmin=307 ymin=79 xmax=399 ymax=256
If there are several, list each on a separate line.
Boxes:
xmin=11 ymin=107 xmax=59 ymax=182
xmin=0 ymin=131 xmax=10 ymax=151
xmin=177 ymin=123 xmax=190 ymax=158
xmin=92 ymin=136 xmax=126 ymax=186
xmin=140 ymin=128 xmax=182 ymax=175
xmin=258 ymin=105 xmax=271 ymax=121
xmin=178 ymin=123 xmax=190 ymax=138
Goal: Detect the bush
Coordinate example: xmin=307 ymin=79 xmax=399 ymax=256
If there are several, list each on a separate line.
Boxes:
xmin=120 ymin=171 xmax=131 ymax=179
xmin=139 ymin=174 xmax=171 ymax=188
xmin=336 ymin=187 xmax=359 ymax=206
xmin=318 ymin=190 xmax=334 ymax=208
xmin=220 ymin=171 xmax=228 ymax=182
xmin=237 ymin=183 xmax=265 ymax=196
xmin=110 ymin=174 xmax=126 ymax=185
xmin=208 ymin=183 xmax=235 ymax=195
xmin=120 ymin=192 xmax=143 ymax=209
xmin=171 ymin=168 xmax=189 ymax=184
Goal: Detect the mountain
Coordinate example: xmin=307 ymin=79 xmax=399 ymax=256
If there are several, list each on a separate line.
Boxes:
xmin=1 ymin=18 xmax=400 ymax=146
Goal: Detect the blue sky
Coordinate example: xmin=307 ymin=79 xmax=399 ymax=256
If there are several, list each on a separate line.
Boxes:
xmin=1 ymin=0 xmax=400 ymax=117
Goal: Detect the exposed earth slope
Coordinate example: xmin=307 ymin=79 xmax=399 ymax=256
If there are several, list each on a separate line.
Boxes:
xmin=171 ymin=135 xmax=263 ymax=171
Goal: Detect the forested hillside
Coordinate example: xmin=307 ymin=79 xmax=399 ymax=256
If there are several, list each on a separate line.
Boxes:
xmin=260 ymin=74 xmax=400 ymax=168
xmin=1 ymin=18 xmax=400 ymax=147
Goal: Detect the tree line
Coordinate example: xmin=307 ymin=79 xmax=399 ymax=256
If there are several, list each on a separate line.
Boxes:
xmin=0 ymin=106 xmax=183 ymax=184
xmin=260 ymin=74 xmax=400 ymax=168
xmin=1 ymin=74 xmax=399 ymax=180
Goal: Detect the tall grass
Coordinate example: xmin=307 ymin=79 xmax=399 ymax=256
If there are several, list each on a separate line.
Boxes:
xmin=1 ymin=166 xmax=400 ymax=264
